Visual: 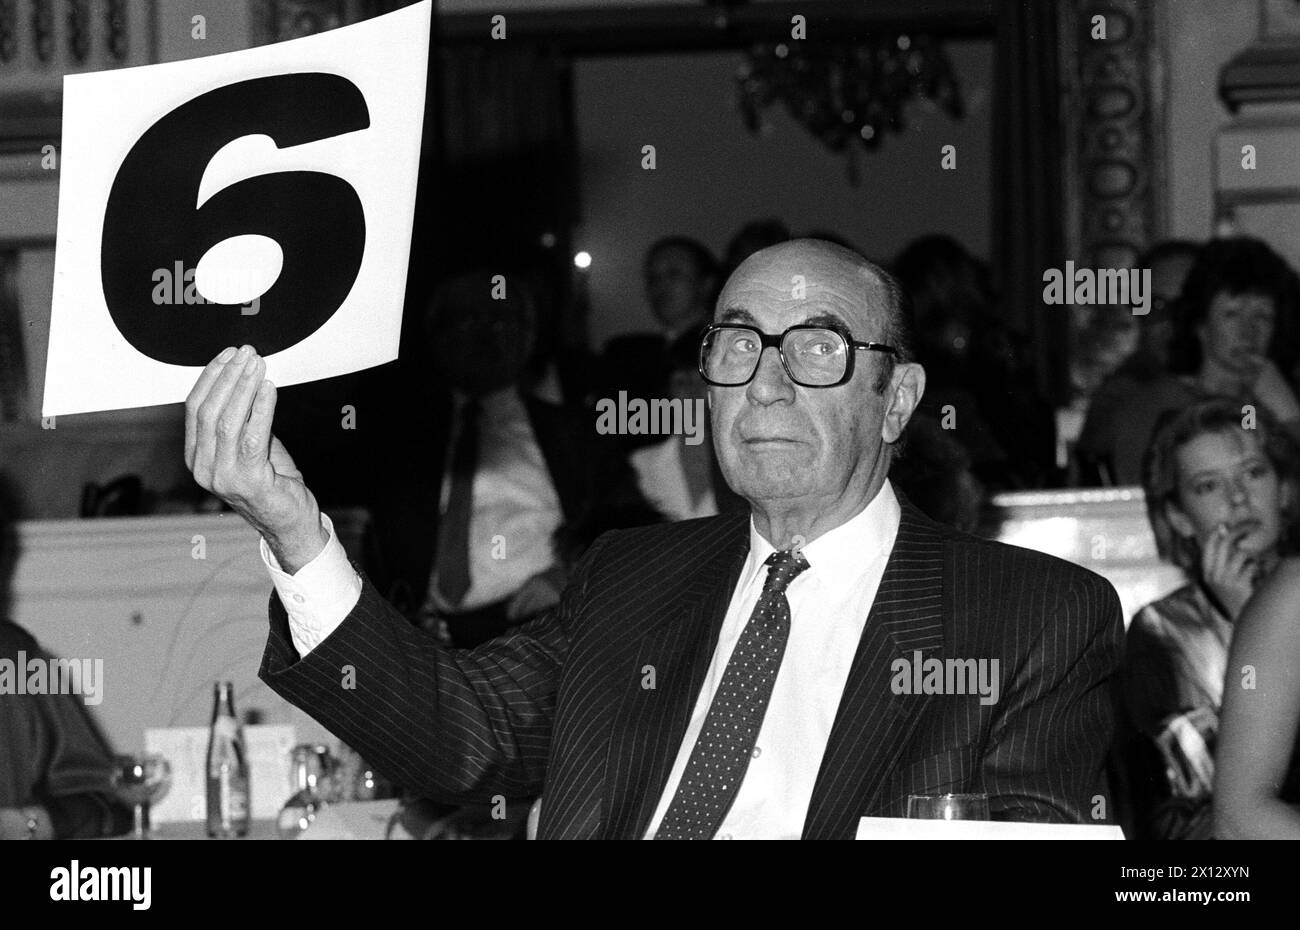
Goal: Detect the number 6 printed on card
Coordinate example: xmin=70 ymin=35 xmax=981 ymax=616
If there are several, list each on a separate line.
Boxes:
xmin=101 ymin=73 xmax=369 ymax=365
xmin=43 ymin=1 xmax=430 ymax=417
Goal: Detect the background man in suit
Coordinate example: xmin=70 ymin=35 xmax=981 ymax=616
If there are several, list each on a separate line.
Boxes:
xmin=184 ymin=238 xmax=1123 ymax=839
xmin=597 ymin=237 xmax=719 ymax=427
xmin=629 ymin=327 xmax=747 ymax=521
xmin=367 ymin=271 xmax=658 ymax=647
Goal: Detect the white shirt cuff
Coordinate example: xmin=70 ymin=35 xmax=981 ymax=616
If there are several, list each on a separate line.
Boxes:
xmin=259 ymin=513 xmax=362 ymax=657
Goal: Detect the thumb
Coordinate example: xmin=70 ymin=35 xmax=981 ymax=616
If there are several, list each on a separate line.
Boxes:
xmin=268 ymin=435 xmax=305 ymax=481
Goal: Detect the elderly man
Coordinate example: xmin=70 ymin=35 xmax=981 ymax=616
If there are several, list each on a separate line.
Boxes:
xmin=186 ymin=239 xmax=1122 ymax=839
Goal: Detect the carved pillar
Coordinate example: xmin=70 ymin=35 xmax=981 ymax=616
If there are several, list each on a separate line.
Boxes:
xmin=0 ymin=0 xmax=159 ymax=425
xmin=250 ymin=0 xmax=381 ymax=44
xmin=1058 ymin=0 xmax=1165 ymax=270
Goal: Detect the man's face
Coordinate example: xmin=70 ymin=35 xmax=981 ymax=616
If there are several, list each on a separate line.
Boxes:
xmin=646 ymin=246 xmax=711 ymax=331
xmin=708 ymin=242 xmax=917 ymax=508
xmin=1198 ymin=290 xmax=1275 ymax=377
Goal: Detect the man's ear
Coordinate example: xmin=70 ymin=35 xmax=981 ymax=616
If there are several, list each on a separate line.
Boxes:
xmin=881 ymin=362 xmax=926 ymax=445
xmin=1165 ymin=500 xmax=1196 ymax=540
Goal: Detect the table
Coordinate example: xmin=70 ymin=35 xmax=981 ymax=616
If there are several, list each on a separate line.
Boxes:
xmin=106 ymin=818 xmax=279 ymax=840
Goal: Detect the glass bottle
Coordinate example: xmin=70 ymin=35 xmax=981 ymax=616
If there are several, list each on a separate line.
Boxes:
xmin=205 ymin=682 xmax=250 ymax=838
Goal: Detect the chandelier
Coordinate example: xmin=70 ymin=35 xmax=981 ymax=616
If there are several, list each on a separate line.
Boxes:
xmin=737 ymin=34 xmax=964 ymax=176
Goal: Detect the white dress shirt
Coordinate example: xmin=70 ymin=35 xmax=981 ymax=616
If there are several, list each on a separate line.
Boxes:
xmin=642 ymin=480 xmax=900 ymax=839
xmin=261 ymin=512 xmax=363 ymax=658
xmin=262 ymin=482 xmax=901 ymax=839
xmin=426 ymin=388 xmax=562 ymax=612
xmin=630 ymin=437 xmax=719 ymax=522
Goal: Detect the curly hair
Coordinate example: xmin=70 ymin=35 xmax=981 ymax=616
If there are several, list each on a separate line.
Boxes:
xmin=1167 ymin=237 xmax=1300 ymax=376
xmin=1142 ymin=397 xmax=1300 ymax=573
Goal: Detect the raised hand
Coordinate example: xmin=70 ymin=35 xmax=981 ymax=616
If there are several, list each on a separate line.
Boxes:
xmin=1201 ymin=523 xmax=1256 ymax=620
xmin=185 ymin=346 xmax=329 ymax=573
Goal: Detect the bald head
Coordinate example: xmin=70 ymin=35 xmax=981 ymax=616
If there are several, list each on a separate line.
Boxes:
xmin=706 ymin=238 xmax=927 ymax=549
xmin=717 ymin=238 xmax=912 ymax=391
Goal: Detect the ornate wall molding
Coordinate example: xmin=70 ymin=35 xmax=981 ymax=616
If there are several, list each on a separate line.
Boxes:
xmin=1059 ymin=0 xmax=1165 ymax=270
xmin=0 ymin=1 xmax=17 ymax=63
xmin=0 ymin=0 xmax=154 ymax=126
xmin=249 ymin=0 xmax=379 ymax=46
xmin=32 ymin=0 xmax=54 ymax=64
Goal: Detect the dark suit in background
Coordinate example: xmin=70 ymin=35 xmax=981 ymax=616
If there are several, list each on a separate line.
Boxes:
xmin=367 ymin=386 xmax=659 ymax=629
xmin=261 ymin=496 xmax=1122 ymax=839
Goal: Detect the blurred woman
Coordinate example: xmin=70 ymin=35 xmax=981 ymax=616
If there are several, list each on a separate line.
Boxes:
xmin=1121 ymin=398 xmax=1299 ymax=839
xmin=1215 ymin=561 xmax=1300 ymax=835
xmin=1081 ymin=237 xmax=1300 ymax=486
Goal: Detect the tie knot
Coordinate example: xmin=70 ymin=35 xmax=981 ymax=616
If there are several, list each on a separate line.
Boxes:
xmin=762 ymin=549 xmax=809 ymax=594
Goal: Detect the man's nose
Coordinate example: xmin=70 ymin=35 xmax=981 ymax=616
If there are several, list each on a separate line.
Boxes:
xmin=746 ymin=346 xmax=796 ymax=405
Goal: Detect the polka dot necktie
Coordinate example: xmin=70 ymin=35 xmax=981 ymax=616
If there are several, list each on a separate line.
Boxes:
xmin=655 ymin=549 xmax=810 ymax=840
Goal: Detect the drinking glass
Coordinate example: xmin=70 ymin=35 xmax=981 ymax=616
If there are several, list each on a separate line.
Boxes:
xmin=111 ymin=753 xmax=172 ymax=839
xmin=906 ymin=792 xmax=990 ymax=821
xmin=277 ymin=744 xmax=335 ymax=839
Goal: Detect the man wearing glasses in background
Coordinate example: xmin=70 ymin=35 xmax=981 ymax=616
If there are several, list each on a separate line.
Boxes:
xmin=184 ymin=238 xmax=1123 ymax=839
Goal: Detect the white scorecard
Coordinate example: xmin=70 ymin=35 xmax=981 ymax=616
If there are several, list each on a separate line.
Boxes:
xmin=42 ymin=0 xmax=431 ymax=417
xmin=857 ymin=816 xmax=1126 ymax=840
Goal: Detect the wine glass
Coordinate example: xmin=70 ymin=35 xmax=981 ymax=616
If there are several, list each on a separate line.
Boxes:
xmin=906 ymin=792 xmax=990 ymax=821
xmin=111 ymin=753 xmax=172 ymax=839
xmin=277 ymin=744 xmax=336 ymax=839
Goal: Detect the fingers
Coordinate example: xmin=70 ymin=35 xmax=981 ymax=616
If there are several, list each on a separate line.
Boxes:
xmin=213 ymin=354 xmax=267 ymax=478
xmin=190 ymin=346 xmax=256 ymax=483
xmin=1201 ymin=525 xmax=1227 ymax=580
xmin=185 ymin=346 xmax=238 ymax=469
xmin=242 ymin=378 xmax=277 ymax=464
xmin=268 ymin=434 xmax=304 ymax=482
xmin=1204 ymin=523 xmax=1255 ymax=584
xmin=1223 ymin=528 xmax=1254 ymax=579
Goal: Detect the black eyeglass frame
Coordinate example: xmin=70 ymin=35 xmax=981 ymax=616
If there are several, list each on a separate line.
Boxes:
xmin=697 ymin=322 xmax=901 ymax=388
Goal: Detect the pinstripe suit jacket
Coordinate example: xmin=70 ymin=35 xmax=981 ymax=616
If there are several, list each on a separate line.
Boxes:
xmin=260 ymin=498 xmax=1123 ymax=839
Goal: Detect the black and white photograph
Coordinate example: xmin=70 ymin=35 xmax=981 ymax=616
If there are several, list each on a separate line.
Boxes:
xmin=0 ymin=0 xmax=1297 ymax=909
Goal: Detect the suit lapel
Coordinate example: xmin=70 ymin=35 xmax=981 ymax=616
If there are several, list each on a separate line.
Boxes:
xmin=601 ymin=516 xmax=749 ymax=839
xmin=801 ymin=501 xmax=948 ymax=839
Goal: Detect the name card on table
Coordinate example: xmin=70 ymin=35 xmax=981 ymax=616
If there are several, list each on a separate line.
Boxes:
xmin=145 ymin=725 xmax=297 ymax=823
xmin=856 ymin=817 xmax=1125 ymax=840
xmin=296 ymin=800 xmax=401 ymax=840
xmin=43 ymin=1 xmax=430 ymax=416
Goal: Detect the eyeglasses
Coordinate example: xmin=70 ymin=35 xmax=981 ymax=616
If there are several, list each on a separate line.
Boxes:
xmin=698 ymin=323 xmax=900 ymax=388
